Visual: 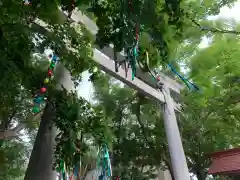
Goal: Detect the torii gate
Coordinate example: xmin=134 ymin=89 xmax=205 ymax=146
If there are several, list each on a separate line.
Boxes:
xmin=68 ymin=9 xmax=190 ymax=180
xmin=36 ymin=8 xmax=190 ymax=180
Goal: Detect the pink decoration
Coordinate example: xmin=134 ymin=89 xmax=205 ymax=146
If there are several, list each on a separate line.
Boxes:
xmin=40 ymin=87 xmax=47 ymax=93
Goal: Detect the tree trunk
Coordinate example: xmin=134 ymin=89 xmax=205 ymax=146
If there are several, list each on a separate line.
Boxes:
xmin=24 ymin=102 xmax=57 ymax=180
xmin=24 ymin=64 xmax=75 ymax=180
xmin=0 ymin=111 xmax=43 ymax=140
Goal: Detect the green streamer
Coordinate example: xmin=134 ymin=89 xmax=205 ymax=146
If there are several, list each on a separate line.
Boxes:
xmin=131 ymin=57 xmax=136 ymax=80
xmin=97 ymin=144 xmax=112 ymax=179
xmin=59 ymin=160 xmax=65 ymax=180
xmin=128 ymin=46 xmax=137 ymax=80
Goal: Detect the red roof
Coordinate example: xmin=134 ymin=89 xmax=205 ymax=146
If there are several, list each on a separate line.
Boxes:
xmin=208 ymin=148 xmax=240 ymax=175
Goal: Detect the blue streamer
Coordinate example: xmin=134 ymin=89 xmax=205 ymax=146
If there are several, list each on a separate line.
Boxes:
xmin=34 ymin=96 xmax=43 ymax=103
xmin=74 ymin=164 xmax=79 ymax=176
xmin=52 ymin=55 xmax=58 ymax=63
xmin=167 ymin=63 xmax=200 ymax=91
xmin=99 ymin=174 xmax=104 ymax=180
xmin=98 ymin=144 xmax=112 ymax=179
xmin=103 ymin=145 xmax=111 ymax=177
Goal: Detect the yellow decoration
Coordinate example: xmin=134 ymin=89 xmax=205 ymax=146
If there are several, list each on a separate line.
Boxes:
xmin=145 ymin=51 xmax=149 ymax=65
xmin=44 ymin=78 xmax=49 ymax=84
xmin=93 ymin=66 xmax=98 ymax=73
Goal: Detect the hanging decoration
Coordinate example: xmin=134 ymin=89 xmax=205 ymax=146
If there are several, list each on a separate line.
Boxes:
xmin=116 ymin=0 xmax=158 ymax=83
xmin=117 ymin=0 xmax=140 ymax=80
xmin=167 ymin=63 xmax=199 ymax=91
xmin=137 ymin=51 xmax=200 ymax=91
xmin=57 ymin=160 xmax=66 ymax=180
xmin=137 ymin=50 xmax=160 ymax=83
xmin=97 ymin=144 xmax=112 ymax=180
xmin=74 ymin=164 xmax=79 ymax=177
xmin=126 ymin=45 xmax=138 ymax=80
xmin=32 ymin=53 xmax=59 ymax=113
xmin=69 ymin=137 xmax=82 ymax=180
xmin=122 ymin=0 xmax=199 ymax=91
xmin=70 ymin=164 xmax=79 ymax=180
xmin=70 ymin=152 xmax=81 ymax=180
xmin=113 ymin=0 xmax=127 ymax=74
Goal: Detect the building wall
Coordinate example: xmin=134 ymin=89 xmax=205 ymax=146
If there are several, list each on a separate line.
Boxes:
xmin=209 ymin=148 xmax=240 ymax=175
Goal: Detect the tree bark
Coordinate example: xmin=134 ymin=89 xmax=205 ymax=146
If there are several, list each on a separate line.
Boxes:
xmin=0 ymin=123 xmax=26 ymax=140
xmin=0 ymin=111 xmax=43 ymax=140
xmin=24 ymin=102 xmax=57 ymax=180
xmin=24 ymin=64 xmax=75 ymax=180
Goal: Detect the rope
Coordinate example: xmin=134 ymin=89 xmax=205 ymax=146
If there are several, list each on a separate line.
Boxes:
xmin=167 ymin=63 xmax=199 ymax=91
xmin=167 ymin=64 xmax=191 ymax=89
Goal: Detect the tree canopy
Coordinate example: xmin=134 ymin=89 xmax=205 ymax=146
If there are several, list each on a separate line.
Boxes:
xmin=0 ymin=0 xmax=240 ymax=180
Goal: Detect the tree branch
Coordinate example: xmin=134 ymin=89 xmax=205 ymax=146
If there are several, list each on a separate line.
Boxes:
xmin=82 ymin=164 xmax=89 ymax=180
xmin=0 ymin=108 xmax=18 ymax=130
xmin=0 ymin=123 xmax=25 ymax=140
xmin=135 ymin=99 xmax=152 ymax=147
xmin=0 ymin=110 xmax=43 ymax=140
xmin=185 ymin=10 xmax=240 ymax=35
xmin=191 ymin=18 xmax=240 ymax=35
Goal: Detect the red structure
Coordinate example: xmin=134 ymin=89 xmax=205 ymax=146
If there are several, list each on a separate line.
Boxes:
xmin=208 ymin=148 xmax=240 ymax=179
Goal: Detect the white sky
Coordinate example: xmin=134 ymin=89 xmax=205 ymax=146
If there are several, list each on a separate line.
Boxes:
xmin=213 ymin=1 xmax=240 ymax=20
xmin=77 ymin=70 xmax=93 ymax=101
xmin=78 ymin=1 xmax=240 ymax=101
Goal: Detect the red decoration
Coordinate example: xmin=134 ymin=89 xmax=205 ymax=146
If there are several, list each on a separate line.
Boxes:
xmin=135 ymin=25 xmax=139 ymax=41
xmin=40 ymin=87 xmax=46 ymax=93
xmin=48 ymin=69 xmax=53 ymax=76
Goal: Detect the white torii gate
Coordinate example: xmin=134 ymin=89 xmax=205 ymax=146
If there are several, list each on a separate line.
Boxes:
xmin=37 ymin=7 xmax=190 ymax=179
xmin=68 ymin=9 xmax=190 ymax=180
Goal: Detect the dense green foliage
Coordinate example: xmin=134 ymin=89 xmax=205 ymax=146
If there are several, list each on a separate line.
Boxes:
xmin=0 ymin=0 xmax=240 ymax=179
xmin=90 ymin=34 xmax=240 ymax=178
xmin=92 ymin=74 xmax=166 ymax=179
xmin=0 ymin=0 xmax=95 ymax=178
xmin=0 ymin=140 xmax=28 ymax=180
xmin=53 ymin=89 xmax=113 ymax=171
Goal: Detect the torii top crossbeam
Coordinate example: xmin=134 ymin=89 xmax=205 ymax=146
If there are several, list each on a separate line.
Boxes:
xmin=64 ymin=9 xmax=183 ymax=111
xmin=70 ymin=10 xmax=183 ymax=93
